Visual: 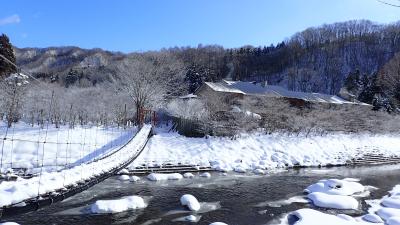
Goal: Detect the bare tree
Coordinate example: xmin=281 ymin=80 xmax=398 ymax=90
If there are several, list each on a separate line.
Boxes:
xmin=117 ymin=52 xmax=186 ymax=123
xmin=0 ymin=73 xmax=29 ymax=127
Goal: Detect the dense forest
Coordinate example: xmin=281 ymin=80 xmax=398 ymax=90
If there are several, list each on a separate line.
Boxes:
xmin=1 ymin=20 xmax=400 ymax=128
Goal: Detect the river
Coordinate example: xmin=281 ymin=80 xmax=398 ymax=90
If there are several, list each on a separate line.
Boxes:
xmin=4 ymin=164 xmax=400 ymax=225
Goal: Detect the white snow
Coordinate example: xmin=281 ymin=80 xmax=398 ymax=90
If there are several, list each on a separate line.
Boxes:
xmin=209 ymin=223 xmax=228 ymax=225
xmin=199 ymin=172 xmax=211 ymax=178
xmin=253 ymin=169 xmax=265 ymax=175
xmin=118 ymin=168 xmax=129 ymax=174
xmin=388 ymin=217 xmax=400 ymax=225
xmin=90 ymin=195 xmax=146 ymax=214
xmin=287 ymin=179 xmax=400 ymax=225
xmin=0 ymin=125 xmax=151 ymax=207
xmin=130 ymin=176 xmax=140 ymax=182
xmin=0 ymin=223 xmax=20 ymax=225
xmin=362 ymin=214 xmax=384 ymax=223
xmin=147 ymin=173 xmax=183 ymax=181
xmin=183 ymin=172 xmax=194 ymax=178
xmin=0 ymin=122 xmax=135 ymax=173
xmin=289 ymin=208 xmax=373 ymax=225
xmin=307 ymin=192 xmax=358 ymax=209
xmin=382 ymin=196 xmax=400 ymax=209
xmin=118 ymin=175 xmax=130 ymax=181
xmin=130 ymin=130 xmax=400 ymax=172
xmin=184 ymin=215 xmax=198 ymax=221
xmin=180 ymin=194 xmax=201 ymax=211
xmin=305 ymin=178 xmax=365 ymax=196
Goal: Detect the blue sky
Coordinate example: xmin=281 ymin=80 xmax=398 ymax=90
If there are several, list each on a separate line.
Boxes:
xmin=1 ymin=0 xmax=400 ymax=53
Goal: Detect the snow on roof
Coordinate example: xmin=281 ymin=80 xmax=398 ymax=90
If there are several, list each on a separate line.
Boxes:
xmin=205 ymin=80 xmax=356 ymax=104
xmin=204 ymin=82 xmax=245 ymax=94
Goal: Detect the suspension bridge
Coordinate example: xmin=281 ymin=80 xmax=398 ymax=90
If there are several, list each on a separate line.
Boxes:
xmin=0 ymin=124 xmax=153 ymax=218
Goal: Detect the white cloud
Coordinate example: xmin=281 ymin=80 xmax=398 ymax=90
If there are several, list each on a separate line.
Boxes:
xmin=0 ymin=14 xmax=21 ymax=26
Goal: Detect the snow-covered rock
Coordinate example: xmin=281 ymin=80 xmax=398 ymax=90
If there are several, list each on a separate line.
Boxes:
xmin=377 ymin=208 xmax=400 ymax=220
xmin=337 ymin=214 xmax=355 ymax=221
xmin=185 ymin=215 xmax=197 ymax=222
xmin=253 ymin=169 xmax=265 ymax=175
xmin=180 ymin=194 xmax=201 ymax=211
xmin=362 ymin=214 xmax=384 ymax=223
xmin=0 ymin=222 xmax=20 ymax=225
xmin=147 ymin=173 xmax=183 ymax=181
xmin=130 ymin=176 xmax=140 ymax=182
xmin=183 ymin=172 xmax=194 ymax=178
xmin=209 ymin=223 xmax=228 ymax=225
xmin=200 ymin=172 xmax=211 ymax=178
xmin=289 ymin=208 xmax=359 ymax=225
xmin=388 ymin=217 xmax=400 ymax=225
xmin=305 ymin=178 xmax=365 ymax=196
xmin=234 ymin=166 xmax=246 ymax=173
xmin=90 ymin=196 xmax=146 ymax=214
xmin=307 ymin=192 xmax=358 ymax=209
xmin=118 ymin=175 xmax=130 ymax=181
xmin=118 ymin=168 xmax=129 ymax=174
xmin=382 ymin=196 xmax=400 ymax=209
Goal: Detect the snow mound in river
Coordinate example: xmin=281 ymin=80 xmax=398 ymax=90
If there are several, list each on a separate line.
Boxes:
xmin=180 ymin=194 xmax=200 ymax=211
xmin=147 ymin=173 xmax=183 ymax=181
xmin=305 ymin=178 xmax=365 ymax=196
xmin=90 ymin=196 xmax=146 ymax=214
xmin=308 ymin=192 xmax=358 ymax=209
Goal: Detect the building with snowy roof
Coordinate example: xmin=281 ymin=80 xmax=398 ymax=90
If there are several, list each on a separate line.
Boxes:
xmin=194 ymin=80 xmax=365 ymax=105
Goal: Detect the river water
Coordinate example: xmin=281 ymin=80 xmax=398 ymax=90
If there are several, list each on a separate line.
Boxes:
xmin=4 ymin=164 xmax=400 ymax=225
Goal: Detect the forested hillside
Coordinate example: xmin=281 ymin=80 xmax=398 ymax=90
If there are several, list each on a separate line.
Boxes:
xmin=12 ymin=20 xmax=400 ymax=108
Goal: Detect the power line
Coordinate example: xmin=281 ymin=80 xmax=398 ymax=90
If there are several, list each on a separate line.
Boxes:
xmin=377 ymin=0 xmax=400 ymax=7
xmin=0 ymin=53 xmax=41 ymax=83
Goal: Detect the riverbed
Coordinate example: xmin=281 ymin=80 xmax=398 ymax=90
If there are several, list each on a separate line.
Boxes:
xmin=4 ymin=164 xmax=400 ymax=225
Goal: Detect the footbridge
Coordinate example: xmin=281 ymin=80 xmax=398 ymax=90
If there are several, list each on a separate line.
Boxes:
xmin=0 ymin=125 xmax=152 ymax=218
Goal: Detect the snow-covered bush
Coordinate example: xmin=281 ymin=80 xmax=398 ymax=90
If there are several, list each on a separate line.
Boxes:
xmin=166 ymin=99 xmax=208 ymax=121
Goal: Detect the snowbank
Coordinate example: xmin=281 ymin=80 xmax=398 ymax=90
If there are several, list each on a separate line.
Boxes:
xmin=90 ymin=195 xmax=146 ymax=214
xmin=147 ymin=173 xmax=183 ymax=181
xmin=129 ymin=130 xmax=400 ymax=172
xmin=180 ymin=194 xmax=200 ymax=211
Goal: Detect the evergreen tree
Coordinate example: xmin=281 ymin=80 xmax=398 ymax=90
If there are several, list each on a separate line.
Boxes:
xmin=0 ymin=34 xmax=17 ymax=79
xmin=185 ymin=64 xmax=205 ymax=93
xmin=344 ymin=70 xmax=361 ymax=92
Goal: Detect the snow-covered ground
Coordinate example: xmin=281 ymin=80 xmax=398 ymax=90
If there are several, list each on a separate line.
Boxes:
xmin=0 ymin=122 xmax=134 ymax=173
xmin=130 ymin=129 xmax=400 ymax=172
xmin=0 ymin=125 xmax=151 ymax=207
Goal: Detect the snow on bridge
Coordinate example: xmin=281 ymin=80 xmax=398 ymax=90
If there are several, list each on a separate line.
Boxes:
xmin=0 ymin=124 xmax=152 ymax=213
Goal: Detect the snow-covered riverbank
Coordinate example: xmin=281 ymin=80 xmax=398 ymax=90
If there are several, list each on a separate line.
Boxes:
xmin=130 ymin=130 xmax=400 ymax=173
